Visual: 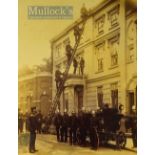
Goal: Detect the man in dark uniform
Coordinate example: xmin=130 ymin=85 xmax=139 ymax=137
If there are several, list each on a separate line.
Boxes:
xmin=73 ymin=58 xmax=78 ymax=74
xmin=18 ymin=109 xmax=24 ymax=134
xmin=131 ymin=105 xmax=137 ymax=148
xmin=74 ymin=25 xmax=82 ymax=42
xmin=45 ymin=113 xmax=52 ymax=133
xmin=90 ymin=110 xmax=99 ymax=150
xmin=78 ymin=107 xmax=87 ymax=146
xmin=80 ymin=57 xmax=85 ymax=75
xmin=54 ymin=110 xmax=62 ymax=142
xmin=55 ymin=67 xmax=63 ymax=90
xmin=80 ymin=4 xmax=88 ymax=20
xmin=36 ymin=110 xmax=43 ymax=134
xmin=96 ymin=108 xmax=104 ymax=132
xmin=29 ymin=107 xmax=38 ymax=153
xmin=66 ymin=44 xmax=73 ymax=65
xmin=69 ymin=111 xmax=78 ymax=145
xmin=60 ymin=109 xmax=69 ymax=142
xmin=25 ymin=110 xmax=30 ymax=132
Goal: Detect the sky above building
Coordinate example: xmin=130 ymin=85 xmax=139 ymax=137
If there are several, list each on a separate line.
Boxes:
xmin=18 ymin=0 xmax=104 ymax=69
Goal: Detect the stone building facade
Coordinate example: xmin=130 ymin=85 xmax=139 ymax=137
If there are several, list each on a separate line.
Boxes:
xmin=51 ymin=0 xmax=137 ymax=114
xmin=18 ymin=72 xmax=52 ymax=116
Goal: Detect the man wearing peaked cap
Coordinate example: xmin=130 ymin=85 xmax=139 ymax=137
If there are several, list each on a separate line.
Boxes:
xmin=55 ymin=66 xmax=63 ymax=90
xmin=65 ymin=43 xmax=73 ymax=65
xmin=69 ymin=110 xmax=78 ymax=145
xmin=29 ymin=106 xmax=38 ymax=153
xmin=60 ymin=109 xmax=69 ymax=142
xmin=90 ymin=110 xmax=99 ymax=150
xmin=54 ymin=109 xmax=62 ymax=142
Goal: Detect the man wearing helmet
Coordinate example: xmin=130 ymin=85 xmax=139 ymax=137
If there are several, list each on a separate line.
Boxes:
xmin=66 ymin=44 xmax=73 ymax=65
xmin=54 ymin=109 xmax=62 ymax=142
xmin=78 ymin=107 xmax=87 ymax=146
xmin=69 ymin=111 xmax=78 ymax=145
xmin=55 ymin=66 xmax=64 ymax=90
xmin=60 ymin=109 xmax=69 ymax=142
xmin=90 ymin=110 xmax=99 ymax=150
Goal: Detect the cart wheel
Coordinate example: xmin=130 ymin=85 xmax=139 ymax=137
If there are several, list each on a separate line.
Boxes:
xmin=116 ymin=132 xmax=127 ymax=149
xmin=76 ymin=128 xmax=81 ymax=145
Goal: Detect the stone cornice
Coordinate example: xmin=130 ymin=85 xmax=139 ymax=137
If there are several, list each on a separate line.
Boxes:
xmin=126 ymin=9 xmax=137 ymax=19
xmin=94 ymin=28 xmax=120 ymax=46
xmin=50 ymin=0 xmax=116 ymax=44
xmin=87 ymin=72 xmax=120 ymax=83
xmin=18 ymin=72 xmax=52 ymax=82
xmin=64 ymin=74 xmax=86 ymax=87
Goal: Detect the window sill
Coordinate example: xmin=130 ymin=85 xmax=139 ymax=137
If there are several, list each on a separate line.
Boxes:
xmin=126 ymin=60 xmax=135 ymax=64
xmin=96 ymin=31 xmax=104 ymax=37
xmin=109 ymin=23 xmax=119 ymax=30
xmin=109 ymin=65 xmax=118 ymax=69
xmin=95 ymin=70 xmax=104 ymax=74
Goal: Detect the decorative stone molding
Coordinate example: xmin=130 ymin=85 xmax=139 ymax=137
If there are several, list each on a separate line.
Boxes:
xmin=108 ymin=33 xmax=120 ymax=46
xmin=94 ymin=39 xmax=105 ymax=47
xmin=126 ymin=75 xmax=137 ymax=90
xmin=95 ymin=14 xmax=105 ymax=34
xmin=108 ymin=4 xmax=120 ymax=28
xmin=127 ymin=20 xmax=136 ymax=41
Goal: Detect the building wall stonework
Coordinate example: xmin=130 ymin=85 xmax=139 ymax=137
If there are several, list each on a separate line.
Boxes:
xmin=18 ymin=72 xmax=52 ymax=116
xmin=51 ymin=0 xmax=137 ymax=114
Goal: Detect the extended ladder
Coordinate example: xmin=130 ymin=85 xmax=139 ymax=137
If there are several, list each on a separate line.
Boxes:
xmin=50 ymin=21 xmax=86 ymax=117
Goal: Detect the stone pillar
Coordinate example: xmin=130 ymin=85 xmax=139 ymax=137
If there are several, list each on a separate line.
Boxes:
xmin=50 ymin=41 xmax=56 ymax=107
xmin=119 ymin=0 xmax=127 ymax=113
xmin=83 ymin=77 xmax=86 ymax=108
xmin=68 ymin=86 xmax=75 ymax=113
xmin=74 ymin=88 xmax=78 ymax=113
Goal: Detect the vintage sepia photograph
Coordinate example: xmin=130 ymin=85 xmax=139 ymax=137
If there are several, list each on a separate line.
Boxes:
xmin=18 ymin=0 xmax=137 ymax=154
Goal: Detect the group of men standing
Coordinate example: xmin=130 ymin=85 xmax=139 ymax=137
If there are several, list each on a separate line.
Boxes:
xmin=73 ymin=57 xmax=85 ymax=75
xmin=53 ymin=106 xmax=137 ymax=150
xmin=18 ymin=109 xmax=43 ymax=134
xmin=54 ymin=109 xmax=99 ymax=150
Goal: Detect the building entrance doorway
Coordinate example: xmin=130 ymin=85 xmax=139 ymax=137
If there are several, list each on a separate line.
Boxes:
xmin=40 ymin=95 xmax=49 ymax=116
xmin=126 ymin=76 xmax=137 ymax=114
xmin=128 ymin=92 xmax=135 ymax=114
xmin=111 ymin=89 xmax=118 ymax=109
xmin=75 ymin=85 xmax=83 ymax=112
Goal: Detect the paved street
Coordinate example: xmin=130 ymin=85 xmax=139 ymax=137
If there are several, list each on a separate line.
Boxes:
xmin=19 ymin=134 xmax=136 ymax=155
